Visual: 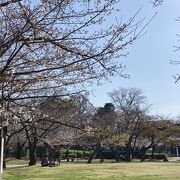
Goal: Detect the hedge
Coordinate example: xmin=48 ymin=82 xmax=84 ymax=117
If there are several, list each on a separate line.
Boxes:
xmin=60 ymin=149 xmax=92 ymax=159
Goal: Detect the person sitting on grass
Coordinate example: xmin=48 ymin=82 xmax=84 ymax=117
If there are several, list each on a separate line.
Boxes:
xmin=49 ymin=151 xmax=61 ymax=167
xmin=41 ymin=155 xmax=49 ymax=167
xmin=54 ymin=150 xmax=61 ymax=166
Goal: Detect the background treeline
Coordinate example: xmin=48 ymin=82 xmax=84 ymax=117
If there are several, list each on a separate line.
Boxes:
xmin=2 ymin=87 xmax=180 ymax=166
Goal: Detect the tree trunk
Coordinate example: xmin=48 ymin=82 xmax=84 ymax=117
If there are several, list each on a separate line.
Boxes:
xmin=87 ymin=150 xmax=96 ymax=163
xmin=96 ymin=144 xmax=104 ymax=163
xmin=124 ymin=146 xmax=132 ymax=162
xmin=29 ymin=145 xmax=36 ymax=166
xmin=98 ymin=149 xmax=104 ymax=163
xmin=100 ymin=155 xmax=104 ymax=163
xmin=16 ymin=141 xmax=25 ymax=159
xmin=66 ymin=149 xmax=69 ymax=162
xmin=87 ymin=143 xmax=104 ymax=163
xmin=114 ymin=147 xmax=120 ymax=162
xmin=125 ymin=153 xmax=131 ymax=162
xmin=48 ymin=145 xmax=54 ymax=161
xmin=28 ymin=139 xmax=37 ymax=166
xmin=140 ymin=148 xmax=147 ymax=162
xmin=151 ymin=145 xmax=156 ymax=160
xmin=3 ymin=160 xmax=6 ymax=169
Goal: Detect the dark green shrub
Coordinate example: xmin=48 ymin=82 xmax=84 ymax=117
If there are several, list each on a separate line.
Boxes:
xmin=60 ymin=149 xmax=92 ymax=159
xmin=145 ymin=153 xmax=168 ymax=161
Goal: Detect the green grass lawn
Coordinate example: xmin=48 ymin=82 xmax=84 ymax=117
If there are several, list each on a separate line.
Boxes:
xmin=3 ymin=162 xmax=180 ymax=180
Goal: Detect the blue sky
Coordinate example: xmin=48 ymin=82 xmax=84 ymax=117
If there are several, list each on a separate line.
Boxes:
xmin=89 ymin=0 xmax=180 ymax=117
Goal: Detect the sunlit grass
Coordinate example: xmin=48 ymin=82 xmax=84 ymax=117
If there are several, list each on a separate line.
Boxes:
xmin=3 ymin=162 xmax=180 ymax=180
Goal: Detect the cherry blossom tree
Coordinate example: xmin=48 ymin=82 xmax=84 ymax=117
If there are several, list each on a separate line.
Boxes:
xmin=0 ymin=0 xmax=149 ymax=169
xmin=0 ymin=0 xmax=148 ymax=107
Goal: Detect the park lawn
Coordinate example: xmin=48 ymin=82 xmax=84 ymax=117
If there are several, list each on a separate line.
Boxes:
xmin=3 ymin=162 xmax=180 ymax=180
